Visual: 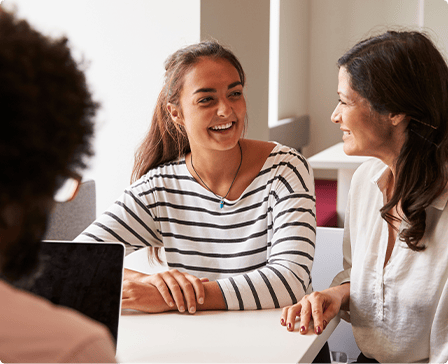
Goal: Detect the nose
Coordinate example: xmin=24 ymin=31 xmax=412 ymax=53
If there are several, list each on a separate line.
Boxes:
xmin=331 ymin=104 xmax=341 ymax=124
xmin=217 ymin=98 xmax=232 ymax=118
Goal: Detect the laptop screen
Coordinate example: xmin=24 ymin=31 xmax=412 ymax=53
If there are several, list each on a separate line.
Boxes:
xmin=24 ymin=241 xmax=125 ymax=346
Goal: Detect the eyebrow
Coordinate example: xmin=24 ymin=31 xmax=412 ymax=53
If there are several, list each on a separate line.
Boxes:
xmin=337 ymin=91 xmax=350 ymax=99
xmin=193 ymin=81 xmax=243 ymax=95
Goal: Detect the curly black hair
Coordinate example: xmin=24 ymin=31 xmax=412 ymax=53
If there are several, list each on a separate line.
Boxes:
xmin=0 ymin=9 xmax=99 ymax=279
xmin=0 ymin=9 xmax=98 ymax=203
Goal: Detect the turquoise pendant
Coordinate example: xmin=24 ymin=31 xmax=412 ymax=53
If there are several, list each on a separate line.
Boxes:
xmin=220 ymin=200 xmax=224 ymax=208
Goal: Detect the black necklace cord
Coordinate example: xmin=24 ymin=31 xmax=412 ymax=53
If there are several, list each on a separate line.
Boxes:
xmin=190 ymin=141 xmax=242 ymax=208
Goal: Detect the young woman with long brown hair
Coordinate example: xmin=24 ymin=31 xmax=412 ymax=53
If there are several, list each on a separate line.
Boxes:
xmin=77 ymin=41 xmax=317 ymax=317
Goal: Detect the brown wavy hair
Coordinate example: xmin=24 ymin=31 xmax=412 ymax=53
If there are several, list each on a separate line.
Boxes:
xmin=338 ymin=30 xmax=448 ymax=251
xmin=131 ymin=40 xmax=246 ymax=262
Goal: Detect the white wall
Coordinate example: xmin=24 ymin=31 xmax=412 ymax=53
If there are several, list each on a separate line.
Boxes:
xmin=300 ymin=0 xmax=448 ymax=179
xmin=278 ymin=0 xmax=310 ymax=121
xmin=303 ymin=0 xmax=423 ymax=178
xmin=5 ymin=0 xmax=448 ymax=211
xmin=200 ymin=0 xmax=270 ymax=141
xmin=4 ymin=0 xmax=200 ymax=215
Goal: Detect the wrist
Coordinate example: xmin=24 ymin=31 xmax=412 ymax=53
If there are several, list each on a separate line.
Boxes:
xmin=333 ymin=283 xmax=350 ymax=311
xmin=124 ymin=268 xmax=150 ymax=283
xmin=196 ymin=281 xmax=226 ymax=311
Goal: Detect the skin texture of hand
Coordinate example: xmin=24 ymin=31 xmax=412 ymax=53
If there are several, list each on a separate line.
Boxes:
xmin=122 ymin=268 xmax=226 ymax=313
xmin=280 ymin=283 xmax=350 ymax=335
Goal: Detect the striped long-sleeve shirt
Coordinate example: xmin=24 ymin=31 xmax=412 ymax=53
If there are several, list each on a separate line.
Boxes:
xmin=76 ymin=143 xmax=316 ymax=310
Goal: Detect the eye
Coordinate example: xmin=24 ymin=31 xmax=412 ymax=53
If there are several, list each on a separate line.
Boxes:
xmin=229 ymin=90 xmax=242 ymax=98
xmin=198 ymin=96 xmax=213 ymax=104
xmin=338 ymin=99 xmax=346 ymax=105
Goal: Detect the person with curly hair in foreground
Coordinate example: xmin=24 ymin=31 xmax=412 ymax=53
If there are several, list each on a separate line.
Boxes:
xmin=0 ymin=9 xmax=116 ymax=363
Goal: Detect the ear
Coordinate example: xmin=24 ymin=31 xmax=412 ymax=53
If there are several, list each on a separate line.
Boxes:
xmin=389 ymin=113 xmax=409 ymax=127
xmin=167 ymin=103 xmax=183 ymax=126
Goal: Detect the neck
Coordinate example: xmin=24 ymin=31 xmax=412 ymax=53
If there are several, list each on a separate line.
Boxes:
xmin=189 ymin=142 xmax=242 ymax=180
xmin=189 ymin=141 xmax=243 ymax=202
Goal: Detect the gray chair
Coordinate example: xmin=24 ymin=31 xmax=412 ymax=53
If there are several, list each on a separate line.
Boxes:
xmin=43 ymin=179 xmax=96 ymax=241
xmin=313 ymin=227 xmax=360 ymax=362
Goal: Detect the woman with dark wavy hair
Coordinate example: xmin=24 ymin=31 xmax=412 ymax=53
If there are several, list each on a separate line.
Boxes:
xmin=281 ymin=30 xmax=448 ymax=363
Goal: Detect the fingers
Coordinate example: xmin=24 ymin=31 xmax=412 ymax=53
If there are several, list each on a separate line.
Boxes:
xmin=281 ymin=304 xmax=301 ymax=331
xmin=170 ymin=270 xmax=202 ymax=314
xmin=149 ymin=273 xmax=177 ymax=309
xmin=184 ymin=273 xmax=205 ymax=306
xmin=149 ymin=270 xmax=205 ymax=314
xmin=300 ymin=297 xmax=323 ymax=335
xmin=281 ymin=292 xmax=331 ymax=335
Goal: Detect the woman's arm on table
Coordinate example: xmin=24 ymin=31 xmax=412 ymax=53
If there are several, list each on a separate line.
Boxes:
xmin=123 ymin=268 xmax=226 ymax=313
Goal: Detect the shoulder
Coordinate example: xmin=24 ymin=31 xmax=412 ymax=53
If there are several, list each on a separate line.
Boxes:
xmin=0 ymin=280 xmax=114 ymax=363
xmin=243 ymin=139 xmax=308 ymax=168
xmin=146 ymin=157 xmax=187 ymax=177
xmin=130 ymin=157 xmax=188 ymax=190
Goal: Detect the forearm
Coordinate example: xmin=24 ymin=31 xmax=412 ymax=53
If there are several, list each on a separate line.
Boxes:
xmin=196 ymin=281 xmax=226 ymax=311
xmin=123 ymin=269 xmax=226 ymax=313
xmin=124 ymin=267 xmax=149 ymax=281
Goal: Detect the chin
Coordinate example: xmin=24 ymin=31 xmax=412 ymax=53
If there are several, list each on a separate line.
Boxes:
xmin=342 ymin=143 xmax=360 ymax=156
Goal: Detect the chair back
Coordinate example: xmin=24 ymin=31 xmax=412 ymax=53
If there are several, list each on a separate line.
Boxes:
xmin=43 ymin=179 xmax=96 ymax=241
xmin=313 ymin=226 xmax=360 ymax=361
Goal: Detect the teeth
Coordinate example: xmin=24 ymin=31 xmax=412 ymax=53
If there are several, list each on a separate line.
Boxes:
xmin=343 ymin=131 xmax=351 ymax=135
xmin=211 ymin=122 xmax=233 ymax=130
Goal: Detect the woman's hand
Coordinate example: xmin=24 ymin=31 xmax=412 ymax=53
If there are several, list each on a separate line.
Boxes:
xmin=140 ymin=269 xmax=207 ymax=314
xmin=122 ymin=280 xmax=175 ymax=313
xmin=123 ymin=268 xmax=208 ymax=314
xmin=280 ymin=284 xmax=350 ymax=334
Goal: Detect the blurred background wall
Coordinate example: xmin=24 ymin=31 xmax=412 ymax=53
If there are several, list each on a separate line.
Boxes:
xmin=4 ymin=0 xmax=448 ymax=212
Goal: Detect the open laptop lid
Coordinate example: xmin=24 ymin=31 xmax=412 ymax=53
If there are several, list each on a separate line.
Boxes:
xmin=27 ymin=241 xmax=125 ymax=347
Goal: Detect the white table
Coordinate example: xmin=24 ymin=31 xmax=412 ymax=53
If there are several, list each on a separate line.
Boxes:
xmin=308 ymin=143 xmax=371 ymax=226
xmin=116 ymin=308 xmax=340 ymax=363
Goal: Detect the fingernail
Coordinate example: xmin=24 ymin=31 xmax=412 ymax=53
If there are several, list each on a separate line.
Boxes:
xmin=198 ymin=298 xmax=204 ymax=304
xmin=300 ymin=326 xmax=306 ymax=333
xmin=315 ymin=326 xmax=322 ymax=335
xmin=169 ymin=301 xmax=174 ymax=307
xmin=179 ymin=305 xmax=185 ymax=312
xmin=323 ymin=320 xmax=328 ymax=330
xmin=189 ymin=306 xmax=196 ymax=314
xmin=287 ymin=323 xmax=292 ymax=330
xmin=280 ymin=318 xmax=285 ymax=325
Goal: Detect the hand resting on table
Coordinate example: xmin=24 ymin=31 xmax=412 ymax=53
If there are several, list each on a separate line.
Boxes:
xmin=122 ymin=268 xmax=225 ymax=313
xmin=280 ymin=283 xmax=350 ymax=334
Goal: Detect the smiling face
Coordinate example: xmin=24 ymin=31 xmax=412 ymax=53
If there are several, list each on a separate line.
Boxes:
xmin=331 ymin=67 xmax=399 ymax=160
xmin=167 ymin=57 xmax=246 ymax=154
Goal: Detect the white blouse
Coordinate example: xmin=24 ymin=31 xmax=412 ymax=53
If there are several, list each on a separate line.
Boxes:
xmin=332 ymin=158 xmax=448 ymax=363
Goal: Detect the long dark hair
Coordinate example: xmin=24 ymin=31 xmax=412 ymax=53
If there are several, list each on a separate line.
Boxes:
xmin=131 ymin=40 xmax=246 ymax=183
xmin=338 ymin=30 xmax=448 ymax=251
xmin=131 ymin=40 xmax=245 ymax=263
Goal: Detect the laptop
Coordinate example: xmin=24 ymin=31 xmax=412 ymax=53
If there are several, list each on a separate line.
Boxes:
xmin=21 ymin=241 xmax=125 ymax=347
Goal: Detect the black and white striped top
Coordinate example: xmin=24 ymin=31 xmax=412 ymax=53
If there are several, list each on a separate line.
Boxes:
xmin=76 ymin=143 xmax=316 ymax=310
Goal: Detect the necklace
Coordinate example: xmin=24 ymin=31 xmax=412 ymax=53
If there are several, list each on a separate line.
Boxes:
xmin=190 ymin=141 xmax=242 ymax=208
